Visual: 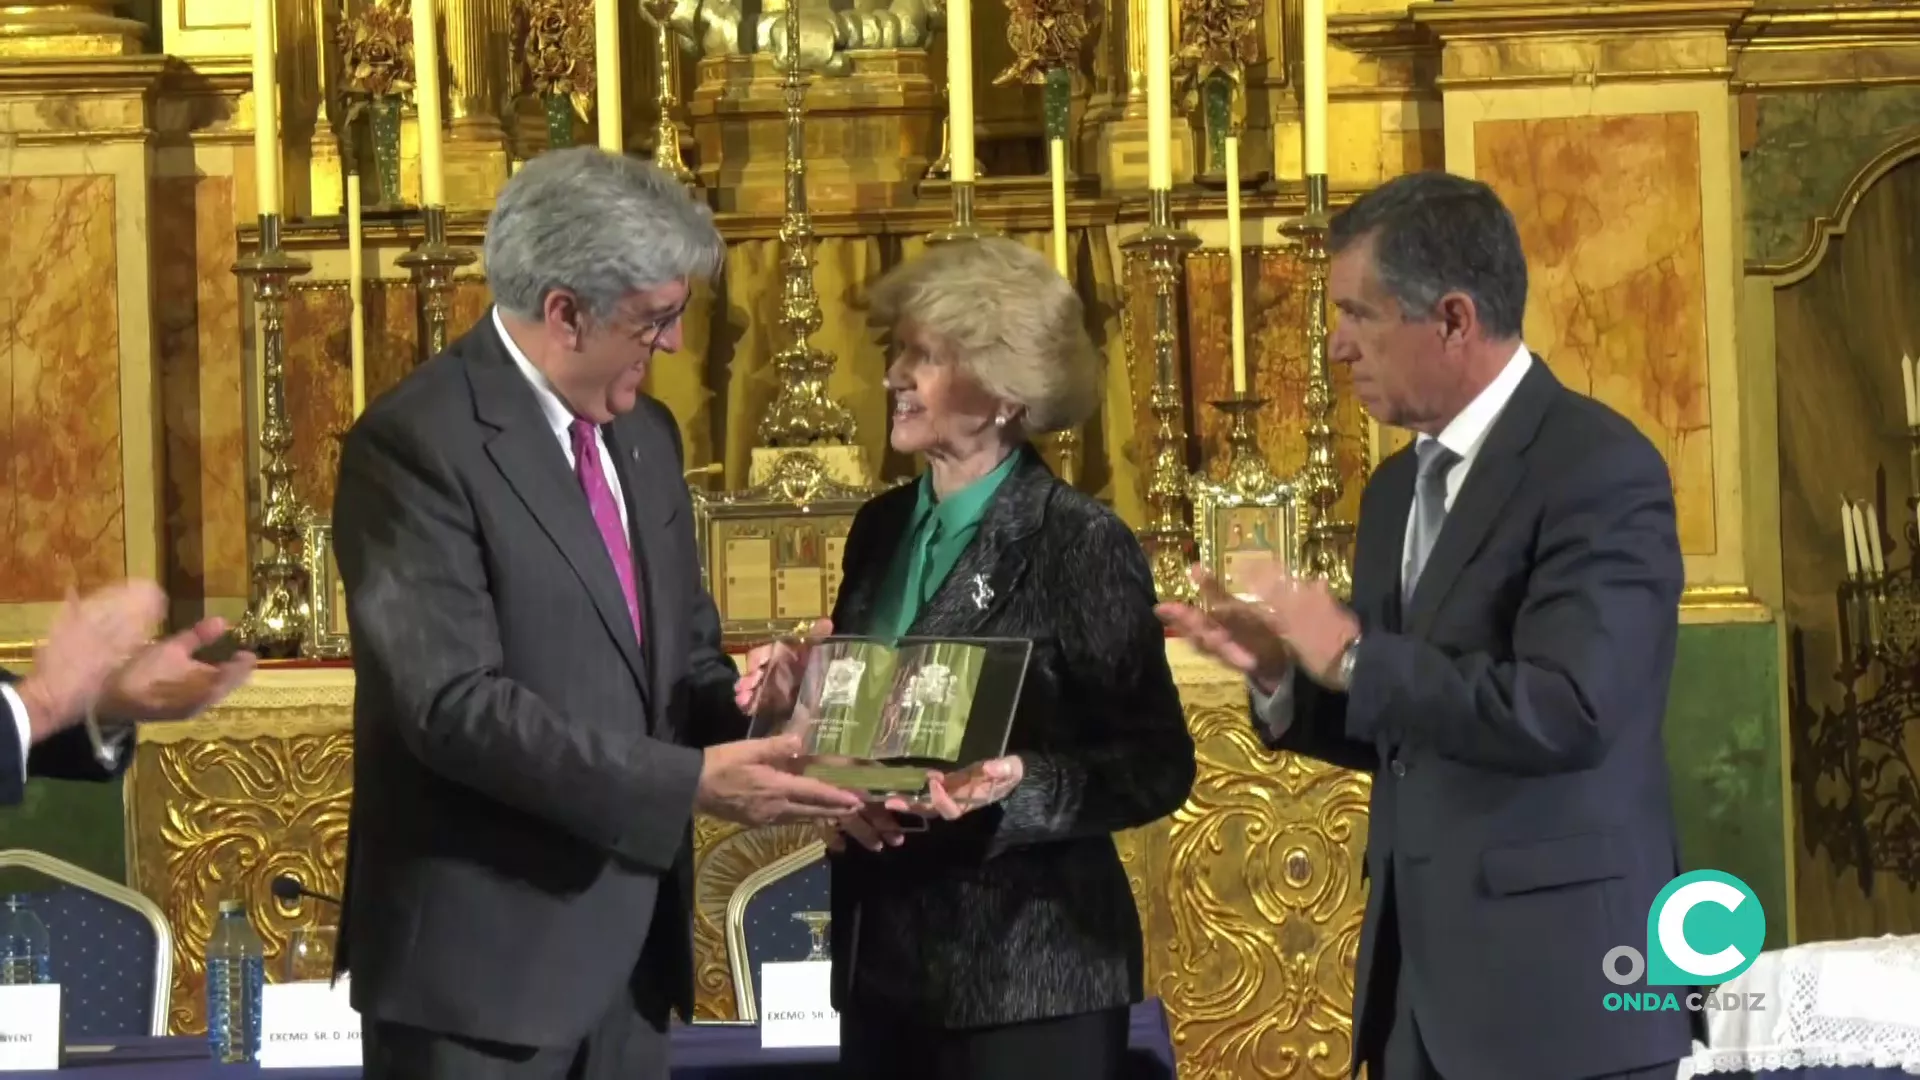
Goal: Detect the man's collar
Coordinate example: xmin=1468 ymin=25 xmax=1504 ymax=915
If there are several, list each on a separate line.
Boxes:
xmin=1426 ymin=342 xmax=1533 ymax=460
xmin=492 ymin=306 xmax=577 ymax=436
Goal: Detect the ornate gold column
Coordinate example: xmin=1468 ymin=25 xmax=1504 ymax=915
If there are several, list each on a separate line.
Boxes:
xmin=1085 ymin=0 xmax=1190 ymax=191
xmin=444 ymin=0 xmax=511 ymax=209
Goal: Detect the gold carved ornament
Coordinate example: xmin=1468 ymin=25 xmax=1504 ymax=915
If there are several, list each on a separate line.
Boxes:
xmin=1124 ymin=687 xmax=1370 ymax=1077
xmin=126 ymin=702 xmax=355 ymax=1034
xmin=993 ymin=0 xmax=1095 ymax=87
xmin=1173 ymin=0 xmax=1260 ymax=106
xmin=509 ymin=0 xmax=597 ymax=134
xmin=336 ymin=0 xmax=416 ymax=101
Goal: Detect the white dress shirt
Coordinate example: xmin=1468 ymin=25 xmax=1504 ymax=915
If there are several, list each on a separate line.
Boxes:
xmin=6 ymin=680 xmax=129 ymax=785
xmin=1253 ymin=343 xmax=1535 ymax=738
xmin=494 ymin=308 xmax=630 ymax=536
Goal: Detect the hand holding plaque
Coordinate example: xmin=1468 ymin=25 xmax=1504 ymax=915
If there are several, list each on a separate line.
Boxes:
xmin=747 ymin=635 xmax=1033 ymax=800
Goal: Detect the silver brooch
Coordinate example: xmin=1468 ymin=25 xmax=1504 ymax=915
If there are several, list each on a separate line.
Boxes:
xmin=970 ymin=575 xmax=994 ymax=610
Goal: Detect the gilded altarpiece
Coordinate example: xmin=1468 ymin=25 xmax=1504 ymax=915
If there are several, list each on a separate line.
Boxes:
xmin=125 ymin=654 xmax=1370 ymax=1077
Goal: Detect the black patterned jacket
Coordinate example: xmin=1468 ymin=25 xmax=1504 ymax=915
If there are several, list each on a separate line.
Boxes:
xmin=825 ymin=446 xmax=1195 ymax=1029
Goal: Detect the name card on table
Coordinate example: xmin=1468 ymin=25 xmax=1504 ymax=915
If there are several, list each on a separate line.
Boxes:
xmin=260 ymin=976 xmax=362 ymax=1069
xmin=759 ymin=961 xmax=838 ymax=1049
xmin=0 ymin=985 xmax=61 ymax=1070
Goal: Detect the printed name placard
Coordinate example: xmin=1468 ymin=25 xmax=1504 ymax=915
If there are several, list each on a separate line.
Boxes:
xmin=759 ymin=961 xmax=838 ymax=1049
xmin=0 ymin=985 xmax=61 ymax=1070
xmin=259 ymin=976 xmax=361 ymax=1069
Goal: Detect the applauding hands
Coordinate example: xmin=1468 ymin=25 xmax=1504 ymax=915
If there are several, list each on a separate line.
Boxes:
xmin=1156 ymin=559 xmax=1361 ymax=691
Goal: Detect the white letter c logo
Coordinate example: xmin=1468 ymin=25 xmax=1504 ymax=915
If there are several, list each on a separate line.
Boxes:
xmin=1658 ymin=879 xmax=1749 ymax=979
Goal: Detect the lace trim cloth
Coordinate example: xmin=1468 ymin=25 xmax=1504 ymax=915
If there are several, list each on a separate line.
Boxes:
xmin=1678 ymin=935 xmax=1920 ymax=1077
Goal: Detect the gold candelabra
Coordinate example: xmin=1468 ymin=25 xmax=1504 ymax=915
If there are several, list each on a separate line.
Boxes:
xmin=928 ymin=177 xmax=996 ymax=244
xmin=1283 ymin=174 xmax=1353 ymax=596
xmin=640 ymin=0 xmax=696 ymax=184
xmin=758 ymin=0 xmax=856 ymax=447
xmin=397 ymin=205 xmax=477 ymax=361
xmin=1122 ymin=190 xmax=1201 ymax=601
xmin=233 ymin=214 xmax=315 ymax=658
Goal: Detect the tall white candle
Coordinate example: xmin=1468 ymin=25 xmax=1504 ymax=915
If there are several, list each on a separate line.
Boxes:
xmin=1843 ymin=499 xmax=1860 ymax=578
xmin=1227 ymin=135 xmax=1246 ymax=393
xmin=1866 ymin=502 xmax=1887 ymax=575
xmin=947 ymin=0 xmax=976 ymax=183
xmin=1301 ymin=0 xmax=1327 ymax=176
xmin=349 ymin=179 xmax=366 ymax=416
xmin=1851 ymin=502 xmax=1874 ymax=578
xmin=596 ymin=0 xmax=623 ymax=151
xmin=1905 ymin=353 xmax=1916 ymax=428
xmin=412 ymin=0 xmax=445 ymax=204
xmin=1145 ymin=0 xmax=1171 ymax=190
xmin=1049 ymin=139 xmax=1068 ymax=274
xmin=252 ymin=0 xmax=281 ymax=214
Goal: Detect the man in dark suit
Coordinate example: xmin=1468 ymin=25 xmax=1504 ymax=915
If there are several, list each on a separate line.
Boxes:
xmin=1159 ymin=171 xmax=1695 ymax=1079
xmin=3 ymin=581 xmax=256 ymax=806
xmin=331 ymin=147 xmax=866 ymax=1080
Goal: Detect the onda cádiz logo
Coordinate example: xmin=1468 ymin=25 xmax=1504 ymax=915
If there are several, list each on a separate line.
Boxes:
xmin=1600 ymin=870 xmax=1768 ymax=1014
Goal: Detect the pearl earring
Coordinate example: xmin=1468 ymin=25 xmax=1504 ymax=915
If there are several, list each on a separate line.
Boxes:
xmin=994 ymin=415 xmax=1008 ymax=428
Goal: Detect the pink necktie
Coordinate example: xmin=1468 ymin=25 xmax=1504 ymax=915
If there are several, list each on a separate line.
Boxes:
xmin=569 ymin=418 xmax=643 ymax=645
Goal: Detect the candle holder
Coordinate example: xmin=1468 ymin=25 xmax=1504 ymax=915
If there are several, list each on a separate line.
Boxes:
xmin=1281 ymin=172 xmax=1354 ymax=598
xmin=233 ymin=214 xmax=315 ymax=658
xmin=927 ymin=180 xmax=998 ymax=244
xmin=760 ymin=0 xmax=857 ymax=448
xmin=1121 ymin=188 xmax=1201 ymax=601
xmin=1793 ymin=484 xmax=1920 ymax=894
xmin=397 ymin=205 xmax=477 ymax=362
xmin=640 ymin=0 xmax=697 ymax=185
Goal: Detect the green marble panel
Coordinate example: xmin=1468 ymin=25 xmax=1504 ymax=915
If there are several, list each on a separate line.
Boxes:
xmin=0 ymin=776 xmax=126 ymax=894
xmin=1666 ymin=619 xmax=1791 ymax=949
xmin=1743 ymin=87 xmax=1920 ymax=269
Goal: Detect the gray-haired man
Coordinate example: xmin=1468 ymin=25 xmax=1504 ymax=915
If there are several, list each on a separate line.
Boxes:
xmin=332 ymin=148 xmax=864 ymax=1080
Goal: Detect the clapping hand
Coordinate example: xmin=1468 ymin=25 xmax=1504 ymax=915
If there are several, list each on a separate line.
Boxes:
xmin=99 ymin=616 xmax=257 ymax=722
xmin=734 ymin=618 xmax=832 ymax=720
xmin=1156 ymin=560 xmax=1359 ymax=690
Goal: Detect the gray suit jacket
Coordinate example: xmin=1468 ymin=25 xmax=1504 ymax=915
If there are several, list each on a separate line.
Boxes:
xmin=331 ymin=318 xmax=745 ymax=1048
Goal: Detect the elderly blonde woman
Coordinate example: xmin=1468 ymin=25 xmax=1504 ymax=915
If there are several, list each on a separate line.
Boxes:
xmin=737 ymin=237 xmax=1195 ymax=1079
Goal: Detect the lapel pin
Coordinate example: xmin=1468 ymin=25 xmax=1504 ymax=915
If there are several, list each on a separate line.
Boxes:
xmin=970 ymin=575 xmax=994 ymax=611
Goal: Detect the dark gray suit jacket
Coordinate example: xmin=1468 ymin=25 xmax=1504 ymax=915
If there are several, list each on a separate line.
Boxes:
xmin=331 ymin=318 xmax=745 ymax=1048
xmin=826 ymin=447 xmax=1195 ymax=1029
xmin=0 ymin=668 xmax=117 ymax=806
xmin=1270 ymin=360 xmax=1698 ymax=1079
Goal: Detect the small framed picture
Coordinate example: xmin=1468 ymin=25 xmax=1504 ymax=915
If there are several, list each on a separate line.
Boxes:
xmin=302 ymin=517 xmax=350 ymax=659
xmin=1191 ymin=484 xmax=1301 ymax=603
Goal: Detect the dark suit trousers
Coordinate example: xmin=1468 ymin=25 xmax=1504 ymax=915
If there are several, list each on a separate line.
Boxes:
xmin=362 ymin=931 xmax=677 ymax=1080
xmin=1362 ymin=876 xmax=1678 ymax=1080
xmin=840 ymin=996 xmax=1130 ymax=1080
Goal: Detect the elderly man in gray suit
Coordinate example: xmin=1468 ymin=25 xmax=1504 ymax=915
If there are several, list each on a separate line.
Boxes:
xmin=331 ymin=148 xmax=866 ymax=1080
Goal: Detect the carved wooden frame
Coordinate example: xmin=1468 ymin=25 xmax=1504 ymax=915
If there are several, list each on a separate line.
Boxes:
xmin=1190 ymin=477 xmax=1303 ymax=600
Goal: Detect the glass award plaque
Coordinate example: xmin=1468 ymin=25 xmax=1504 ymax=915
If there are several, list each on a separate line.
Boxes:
xmin=749 ymin=636 xmax=1034 ymax=798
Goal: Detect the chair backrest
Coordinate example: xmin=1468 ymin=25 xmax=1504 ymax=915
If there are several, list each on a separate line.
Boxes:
xmin=725 ymin=840 xmax=828 ymax=1022
xmin=0 ymin=849 xmax=172 ymax=1038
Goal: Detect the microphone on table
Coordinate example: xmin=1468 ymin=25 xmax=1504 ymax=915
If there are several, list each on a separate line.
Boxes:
xmin=271 ymin=874 xmax=341 ymax=907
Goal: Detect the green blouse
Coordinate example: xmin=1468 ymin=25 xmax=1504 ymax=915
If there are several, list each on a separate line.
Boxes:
xmin=864 ymin=449 xmax=1023 ymax=642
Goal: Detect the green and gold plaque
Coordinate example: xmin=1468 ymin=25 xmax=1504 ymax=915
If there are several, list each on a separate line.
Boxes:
xmin=752 ymin=636 xmax=1033 ymax=797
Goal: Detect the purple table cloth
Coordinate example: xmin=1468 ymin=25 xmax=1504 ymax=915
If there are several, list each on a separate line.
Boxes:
xmin=18 ymin=999 xmax=1176 ymax=1079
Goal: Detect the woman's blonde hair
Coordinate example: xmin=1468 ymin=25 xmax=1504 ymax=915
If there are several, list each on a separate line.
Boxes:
xmin=864 ymin=237 xmax=1100 ymax=434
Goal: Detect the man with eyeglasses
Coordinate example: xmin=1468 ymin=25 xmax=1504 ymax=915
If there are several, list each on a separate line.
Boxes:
xmin=330 ymin=148 xmax=865 ymax=1080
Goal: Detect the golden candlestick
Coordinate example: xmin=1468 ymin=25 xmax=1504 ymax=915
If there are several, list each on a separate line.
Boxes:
xmin=758 ymin=0 xmax=856 ymax=447
xmin=234 ymin=213 xmax=314 ymax=657
xmin=396 ymin=205 xmax=477 ymax=361
xmin=1283 ymin=173 xmax=1353 ymax=597
xmin=640 ymin=0 xmax=696 ymax=184
xmin=1121 ymin=189 xmax=1200 ymax=601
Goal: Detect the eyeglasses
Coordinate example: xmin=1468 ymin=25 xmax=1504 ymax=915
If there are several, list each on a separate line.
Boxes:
xmin=632 ymin=303 xmax=687 ymax=349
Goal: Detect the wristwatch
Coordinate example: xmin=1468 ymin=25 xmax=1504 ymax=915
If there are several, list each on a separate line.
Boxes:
xmin=1332 ymin=634 xmax=1362 ymax=691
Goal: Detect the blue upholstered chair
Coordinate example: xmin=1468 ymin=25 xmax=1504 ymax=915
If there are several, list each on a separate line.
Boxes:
xmin=0 ymin=849 xmax=172 ymax=1038
xmin=725 ymin=840 xmax=829 ymax=1022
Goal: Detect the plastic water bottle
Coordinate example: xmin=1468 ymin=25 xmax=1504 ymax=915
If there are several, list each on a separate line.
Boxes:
xmin=0 ymin=894 xmax=51 ymax=985
xmin=204 ymin=899 xmax=265 ymax=1064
